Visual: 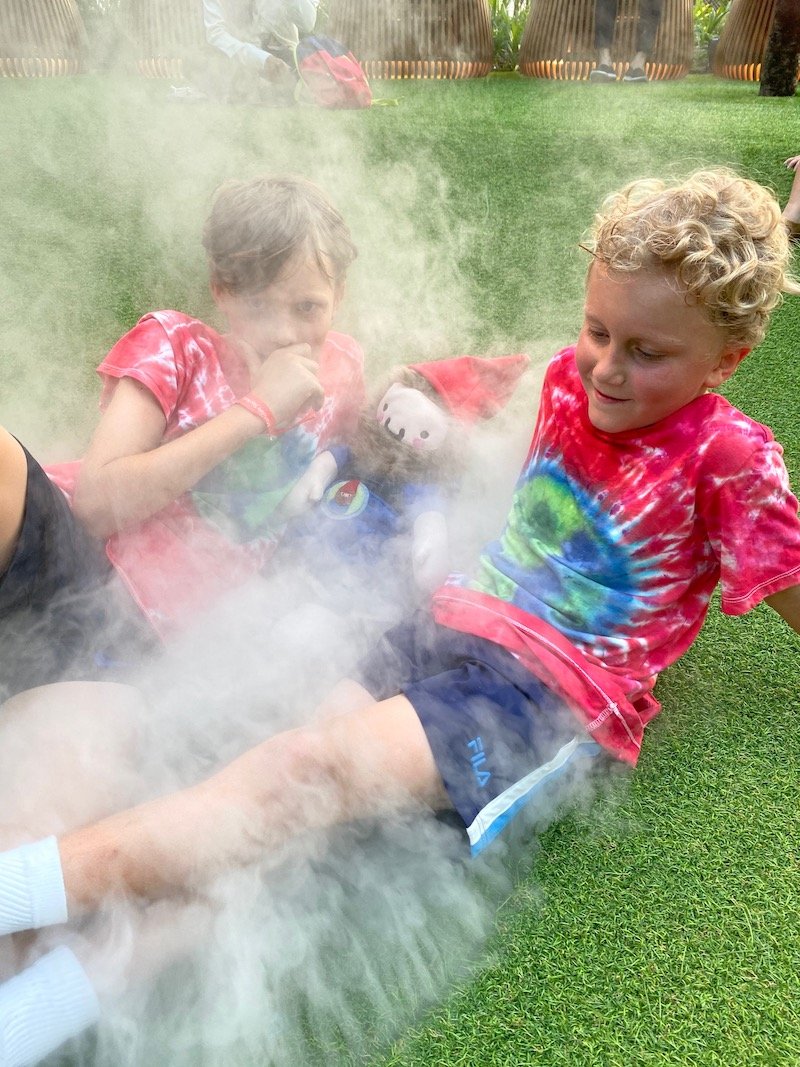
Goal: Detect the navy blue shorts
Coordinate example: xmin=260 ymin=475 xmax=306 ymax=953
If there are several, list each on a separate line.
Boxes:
xmin=356 ymin=611 xmax=602 ymax=855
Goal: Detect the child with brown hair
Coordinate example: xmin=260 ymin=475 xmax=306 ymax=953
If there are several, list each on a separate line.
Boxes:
xmin=0 ymin=170 xmax=362 ymax=695
xmin=1 ymin=166 xmax=799 ymax=1065
xmin=47 ymin=173 xmax=364 ymax=642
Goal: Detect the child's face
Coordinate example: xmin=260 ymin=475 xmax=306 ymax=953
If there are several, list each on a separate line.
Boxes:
xmin=213 ymin=254 xmax=340 ymax=362
xmin=575 ymin=265 xmax=748 ymax=434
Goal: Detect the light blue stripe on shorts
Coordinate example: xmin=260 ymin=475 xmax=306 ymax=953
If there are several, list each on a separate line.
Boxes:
xmin=466 ymin=737 xmax=602 ymax=856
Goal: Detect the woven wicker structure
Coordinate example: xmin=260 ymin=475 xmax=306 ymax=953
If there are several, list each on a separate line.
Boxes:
xmin=518 ymin=0 xmax=693 ymax=81
xmin=126 ymin=0 xmax=206 ymax=79
xmin=712 ymin=0 xmax=779 ymax=80
xmin=326 ymin=0 xmax=493 ymax=80
xmin=0 ymin=0 xmax=86 ymax=76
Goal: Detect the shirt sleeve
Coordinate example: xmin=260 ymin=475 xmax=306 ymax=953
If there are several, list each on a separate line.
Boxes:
xmin=203 ymin=0 xmax=270 ymax=72
xmin=290 ymin=0 xmax=319 ymax=35
xmin=704 ymin=438 xmax=800 ymax=614
xmin=97 ymin=315 xmax=185 ymax=423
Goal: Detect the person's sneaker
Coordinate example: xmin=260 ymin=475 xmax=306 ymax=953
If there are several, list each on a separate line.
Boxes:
xmin=623 ymin=66 xmax=649 ymax=82
xmin=589 ymin=63 xmax=617 ymax=82
xmin=168 ymin=84 xmax=209 ymax=102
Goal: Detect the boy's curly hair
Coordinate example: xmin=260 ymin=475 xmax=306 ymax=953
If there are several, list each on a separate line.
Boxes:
xmin=585 ymin=167 xmax=800 ymax=348
xmin=203 ymin=175 xmax=357 ymax=295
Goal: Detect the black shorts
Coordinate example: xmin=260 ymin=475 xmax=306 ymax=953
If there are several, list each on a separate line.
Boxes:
xmin=356 ymin=611 xmax=602 ymax=854
xmin=0 ymin=444 xmax=152 ymax=700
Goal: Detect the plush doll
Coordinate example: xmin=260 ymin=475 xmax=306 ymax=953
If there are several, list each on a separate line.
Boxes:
xmin=276 ymin=353 xmax=529 ymax=628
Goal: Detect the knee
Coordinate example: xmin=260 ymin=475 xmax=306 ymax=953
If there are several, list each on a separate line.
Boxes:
xmin=273 ymin=723 xmax=349 ymax=800
xmin=214 ymin=721 xmax=349 ymax=823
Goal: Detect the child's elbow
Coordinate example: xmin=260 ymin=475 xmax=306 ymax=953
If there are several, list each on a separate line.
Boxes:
xmin=72 ymin=480 xmax=118 ymax=541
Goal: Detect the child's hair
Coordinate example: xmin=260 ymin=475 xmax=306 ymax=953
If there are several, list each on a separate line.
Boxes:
xmin=202 ymin=175 xmax=357 ymax=295
xmin=585 ymin=167 xmax=800 ymax=348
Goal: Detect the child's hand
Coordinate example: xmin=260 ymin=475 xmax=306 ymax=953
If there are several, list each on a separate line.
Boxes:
xmin=262 ymin=55 xmax=296 ymax=88
xmin=276 ymin=450 xmax=339 ymax=519
xmin=785 ymin=156 xmax=800 ymax=171
xmin=249 ymin=343 xmax=325 ymax=428
xmin=412 ymin=510 xmax=450 ymax=592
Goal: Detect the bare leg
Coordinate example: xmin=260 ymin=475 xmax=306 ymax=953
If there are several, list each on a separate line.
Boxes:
xmin=783 ymin=155 xmax=800 ymax=234
xmin=0 ymin=429 xmax=26 ymax=577
xmin=0 ymin=899 xmax=214 ymax=1067
xmin=59 ymin=694 xmax=450 ymax=917
xmin=0 ymin=682 xmax=146 ymax=848
xmin=311 ymin=678 xmax=376 ymax=722
xmin=71 ymin=898 xmax=214 ymax=997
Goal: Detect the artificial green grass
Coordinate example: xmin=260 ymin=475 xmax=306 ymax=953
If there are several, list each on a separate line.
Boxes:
xmin=1 ymin=72 xmax=798 ymax=1066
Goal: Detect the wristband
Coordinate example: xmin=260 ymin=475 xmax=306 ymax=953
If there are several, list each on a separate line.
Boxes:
xmin=235 ymin=394 xmax=281 ymax=437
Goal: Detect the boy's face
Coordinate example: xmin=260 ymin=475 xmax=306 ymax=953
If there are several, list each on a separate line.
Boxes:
xmin=575 ymin=265 xmax=748 ymax=434
xmin=213 ymin=254 xmax=340 ymax=363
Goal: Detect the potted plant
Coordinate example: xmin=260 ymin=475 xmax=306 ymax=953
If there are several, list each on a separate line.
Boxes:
xmin=693 ymin=0 xmax=732 ymax=72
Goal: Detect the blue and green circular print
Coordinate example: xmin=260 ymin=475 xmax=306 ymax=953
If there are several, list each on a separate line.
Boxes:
xmin=476 ymin=460 xmax=638 ymax=634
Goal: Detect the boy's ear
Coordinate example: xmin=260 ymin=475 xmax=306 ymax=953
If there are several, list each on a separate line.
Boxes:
xmin=706 ymin=346 xmax=750 ymax=388
xmin=333 ymin=280 xmax=345 ymax=313
xmin=210 ymin=279 xmax=229 ymax=308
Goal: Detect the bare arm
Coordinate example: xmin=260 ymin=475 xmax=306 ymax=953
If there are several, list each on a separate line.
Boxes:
xmin=274 ymin=448 xmax=338 ymax=519
xmin=764 ymin=582 xmax=800 ymax=635
xmin=0 ymin=428 xmax=27 ymax=574
xmin=72 ymin=378 xmax=265 ymax=538
xmin=203 ymin=0 xmax=270 ymax=72
xmin=73 ymin=342 xmax=324 ymax=539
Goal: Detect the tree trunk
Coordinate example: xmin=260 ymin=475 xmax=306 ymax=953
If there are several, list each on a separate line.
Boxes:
xmin=759 ymin=0 xmax=800 ymax=97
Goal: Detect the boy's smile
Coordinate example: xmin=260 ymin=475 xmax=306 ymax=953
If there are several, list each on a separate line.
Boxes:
xmin=575 ymin=265 xmax=748 ymax=434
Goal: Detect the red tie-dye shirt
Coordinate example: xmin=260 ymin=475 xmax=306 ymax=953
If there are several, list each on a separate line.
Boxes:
xmin=49 ymin=311 xmax=364 ymax=638
xmin=433 ymin=346 xmax=800 ymax=763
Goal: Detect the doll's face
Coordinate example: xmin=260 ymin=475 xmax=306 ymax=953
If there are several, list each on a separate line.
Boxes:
xmin=375 ymin=383 xmax=450 ymax=452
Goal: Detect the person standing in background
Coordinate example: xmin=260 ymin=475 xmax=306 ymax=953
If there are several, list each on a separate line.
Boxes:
xmin=589 ymin=0 xmax=664 ymax=83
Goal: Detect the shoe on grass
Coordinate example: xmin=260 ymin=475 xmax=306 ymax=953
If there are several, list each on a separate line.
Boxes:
xmin=623 ymin=66 xmax=648 ymax=82
xmin=589 ymin=63 xmax=616 ymax=82
xmin=168 ymin=85 xmax=209 ymax=102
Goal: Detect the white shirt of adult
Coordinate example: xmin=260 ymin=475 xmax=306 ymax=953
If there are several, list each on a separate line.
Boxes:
xmin=203 ymin=0 xmax=320 ymax=72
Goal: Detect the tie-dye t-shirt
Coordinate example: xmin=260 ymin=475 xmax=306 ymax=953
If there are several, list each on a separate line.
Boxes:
xmin=49 ymin=311 xmax=364 ymax=638
xmin=432 ymin=346 xmax=800 ymax=763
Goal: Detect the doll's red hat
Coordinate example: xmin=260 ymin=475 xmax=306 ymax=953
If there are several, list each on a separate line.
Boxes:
xmin=408 ymin=354 xmax=530 ymax=424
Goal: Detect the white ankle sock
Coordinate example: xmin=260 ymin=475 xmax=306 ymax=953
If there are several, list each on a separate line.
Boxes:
xmin=0 ymin=946 xmax=99 ymax=1066
xmin=0 ymin=837 xmax=68 ymax=936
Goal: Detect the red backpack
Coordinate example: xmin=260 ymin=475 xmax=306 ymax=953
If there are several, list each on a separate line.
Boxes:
xmin=295 ymin=35 xmax=372 ymax=109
